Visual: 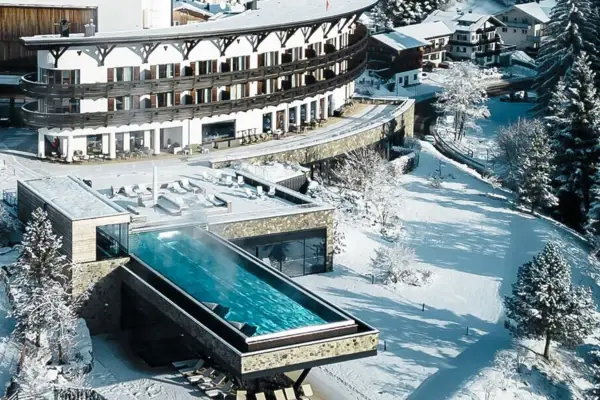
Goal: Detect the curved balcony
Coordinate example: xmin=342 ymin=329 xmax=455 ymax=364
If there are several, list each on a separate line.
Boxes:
xmin=21 ymin=59 xmax=366 ymax=129
xmin=21 ymin=34 xmax=368 ymax=100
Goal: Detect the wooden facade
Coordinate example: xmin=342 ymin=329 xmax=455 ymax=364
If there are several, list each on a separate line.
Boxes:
xmin=0 ymin=5 xmax=98 ymax=71
xmin=173 ymin=8 xmax=210 ymax=26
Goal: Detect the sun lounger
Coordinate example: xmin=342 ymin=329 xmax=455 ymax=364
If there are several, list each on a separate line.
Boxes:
xmin=225 ymin=175 xmax=233 ymax=186
xmin=178 ymin=359 xmax=205 ymax=376
xmin=207 ymin=194 xmax=224 ymax=207
xmin=255 ymin=393 xmax=267 ymax=400
xmin=121 ymin=185 xmax=136 ymax=198
xmin=299 ymin=384 xmax=313 ymax=400
xmin=245 ymin=188 xmax=257 ymax=199
xmin=134 ymin=183 xmax=149 ymax=195
xmin=204 ymin=381 xmax=234 ymax=398
xmin=187 ymin=367 xmax=215 ymax=383
xmin=284 ymin=387 xmax=297 ymax=400
xmin=237 ymin=175 xmax=244 ymax=186
xmin=274 ymin=389 xmax=286 ymax=400
xmin=180 ymin=179 xmax=193 ymax=191
xmin=195 ymin=193 xmax=214 ymax=207
xmin=235 ymin=390 xmax=247 ymax=400
xmin=256 ymin=186 xmax=264 ymax=197
xmin=267 ymin=186 xmax=276 ymax=197
xmin=171 ymin=181 xmax=187 ymax=194
xmin=198 ymin=373 xmax=227 ymax=390
xmin=171 ymin=359 xmax=199 ymax=369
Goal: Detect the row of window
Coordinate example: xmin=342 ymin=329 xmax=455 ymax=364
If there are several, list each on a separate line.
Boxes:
xmin=41 ymin=67 xmax=342 ymax=113
xmin=501 ymin=27 xmax=529 ymax=34
xmin=501 ymin=15 xmax=530 ymax=25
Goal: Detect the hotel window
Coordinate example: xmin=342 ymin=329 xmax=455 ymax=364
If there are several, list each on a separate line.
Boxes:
xmin=232 ymin=229 xmax=327 ymax=277
xmin=40 ymin=68 xmax=80 ymax=85
xmin=115 ymin=67 xmax=133 ymax=81
xmin=231 ymin=56 xmax=250 ymax=71
xmin=502 ymin=27 xmax=507 ymax=32
xmin=502 ymin=15 xmax=508 ymax=22
xmin=45 ymin=98 xmax=80 ymax=113
xmin=156 ymin=92 xmax=173 ymax=107
xmin=196 ymin=88 xmax=210 ymax=104
xmin=522 ymin=18 xmax=528 ymax=24
xmin=230 ymin=83 xmax=250 ymax=99
xmin=522 ymin=29 xmax=528 ymax=34
xmin=113 ymin=96 xmax=133 ymax=111
xmin=157 ymin=64 xmax=175 ymax=79
xmin=197 ymin=60 xmax=217 ymax=75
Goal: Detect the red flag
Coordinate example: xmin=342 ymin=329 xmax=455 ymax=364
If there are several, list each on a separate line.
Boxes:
xmin=326 ymin=0 xmax=330 ymax=10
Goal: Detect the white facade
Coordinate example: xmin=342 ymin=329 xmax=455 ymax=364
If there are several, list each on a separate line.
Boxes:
xmin=395 ymin=69 xmax=421 ymax=91
xmin=494 ymin=1 xmax=554 ymax=52
xmin=30 ymin=17 xmax=358 ymax=161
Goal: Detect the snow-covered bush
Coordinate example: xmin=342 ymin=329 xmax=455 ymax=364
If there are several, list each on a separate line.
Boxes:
xmin=371 ymin=242 xmax=432 ymax=286
xmin=371 ymin=0 xmax=451 ymax=27
xmin=504 ymin=242 xmax=598 ymax=360
xmin=493 ymin=118 xmax=538 ymax=190
xmin=0 ymin=203 xmax=19 ymax=247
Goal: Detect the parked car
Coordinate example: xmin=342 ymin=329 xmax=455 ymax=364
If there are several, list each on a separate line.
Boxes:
xmin=499 ymin=94 xmax=511 ymax=102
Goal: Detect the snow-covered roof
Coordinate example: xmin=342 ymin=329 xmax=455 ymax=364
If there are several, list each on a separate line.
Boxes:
xmin=512 ymin=0 xmax=556 ymax=24
xmin=424 ymin=10 xmax=504 ymax=32
xmin=21 ymin=176 xmax=129 ymax=221
xmin=21 ymin=0 xmax=377 ymax=46
xmin=372 ymin=31 xmax=430 ymax=52
xmin=393 ymin=21 xmax=454 ymax=41
xmin=173 ymin=0 xmax=214 ymax=17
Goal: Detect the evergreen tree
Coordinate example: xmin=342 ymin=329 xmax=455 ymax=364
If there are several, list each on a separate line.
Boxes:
xmin=546 ymin=53 xmax=600 ymax=228
xmin=534 ymin=0 xmax=600 ymax=112
xmin=504 ymin=242 xmax=597 ymax=359
xmin=515 ymin=120 xmax=558 ymax=213
xmin=3 ymin=208 xmax=85 ymax=364
xmin=589 ymin=350 xmax=600 ymax=399
xmin=371 ymin=0 xmax=450 ymax=28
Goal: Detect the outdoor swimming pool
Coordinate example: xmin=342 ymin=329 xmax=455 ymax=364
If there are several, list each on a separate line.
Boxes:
xmin=129 ymin=228 xmax=345 ymax=336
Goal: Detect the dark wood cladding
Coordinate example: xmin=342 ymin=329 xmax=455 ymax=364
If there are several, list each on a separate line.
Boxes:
xmin=20 ymin=33 xmax=368 ymax=99
xmin=0 ymin=5 xmax=97 ymax=71
xmin=21 ymin=59 xmax=366 ymax=129
xmin=173 ymin=9 xmax=210 ymax=26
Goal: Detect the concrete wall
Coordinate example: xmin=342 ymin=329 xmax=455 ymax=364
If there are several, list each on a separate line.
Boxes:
xmin=208 ymin=209 xmax=335 ymax=271
xmin=71 ymin=214 xmax=130 ymax=263
xmin=210 ymin=100 xmax=415 ymax=168
xmin=72 ymin=257 xmax=129 ymax=334
xmin=241 ymin=332 xmax=378 ymax=376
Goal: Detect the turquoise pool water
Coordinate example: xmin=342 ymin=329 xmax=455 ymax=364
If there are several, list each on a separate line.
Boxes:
xmin=129 ymin=229 xmax=342 ymax=336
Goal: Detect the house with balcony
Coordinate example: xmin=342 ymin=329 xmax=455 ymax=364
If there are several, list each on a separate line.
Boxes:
xmin=392 ymin=21 xmax=454 ymax=66
xmin=494 ymin=0 xmax=555 ymax=56
xmin=369 ymin=31 xmax=428 ymax=88
xmin=424 ymin=10 xmax=507 ymax=66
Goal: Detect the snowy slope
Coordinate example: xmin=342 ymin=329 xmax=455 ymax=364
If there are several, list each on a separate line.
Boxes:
xmin=296 ymin=142 xmax=598 ymax=400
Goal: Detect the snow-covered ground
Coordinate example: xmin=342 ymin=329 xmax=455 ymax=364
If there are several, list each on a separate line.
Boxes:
xmin=296 ymin=141 xmax=599 ymax=400
xmin=438 ymin=96 xmax=534 ymax=164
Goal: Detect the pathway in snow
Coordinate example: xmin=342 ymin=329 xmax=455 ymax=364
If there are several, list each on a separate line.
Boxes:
xmin=296 ymin=142 xmax=597 ymax=400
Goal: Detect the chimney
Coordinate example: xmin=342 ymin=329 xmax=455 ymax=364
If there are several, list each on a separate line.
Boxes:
xmin=250 ymin=0 xmax=258 ymax=10
xmin=59 ymin=18 xmax=70 ymax=37
xmin=468 ymin=9 xmax=472 ymax=13
xmin=84 ymin=19 xmax=96 ymax=37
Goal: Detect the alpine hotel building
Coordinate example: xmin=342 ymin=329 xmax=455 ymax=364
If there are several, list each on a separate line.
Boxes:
xmin=18 ymin=0 xmax=374 ymax=162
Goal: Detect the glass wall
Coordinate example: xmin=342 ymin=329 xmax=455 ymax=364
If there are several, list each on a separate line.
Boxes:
xmin=233 ymin=229 xmax=327 ymax=277
xmin=97 ymin=223 xmax=129 ymax=260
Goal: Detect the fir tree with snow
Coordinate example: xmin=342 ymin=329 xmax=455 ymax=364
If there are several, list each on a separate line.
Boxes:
xmin=435 ymin=62 xmax=489 ymax=142
xmin=515 ymin=120 xmax=557 ymax=213
xmin=3 ymin=208 xmax=88 ymax=364
xmin=504 ymin=242 xmax=597 ymax=359
xmin=371 ymin=0 xmax=450 ymax=27
xmin=534 ymin=0 xmax=600 ymax=112
xmin=546 ymin=53 xmax=600 ymax=228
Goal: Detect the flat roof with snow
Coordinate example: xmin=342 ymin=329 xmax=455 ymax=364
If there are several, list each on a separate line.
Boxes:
xmin=512 ymin=0 xmax=556 ymax=24
xmin=372 ymin=31 xmax=430 ymax=52
xmin=20 ymin=176 xmax=128 ymax=221
xmin=20 ymin=0 xmax=377 ymax=47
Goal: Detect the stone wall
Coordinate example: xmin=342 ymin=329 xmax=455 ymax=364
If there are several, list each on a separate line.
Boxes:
xmin=208 ymin=209 xmax=335 ymax=271
xmin=210 ymin=100 xmax=415 ymax=168
xmin=72 ymin=257 xmax=129 ymax=335
xmin=241 ymin=332 xmax=378 ymax=376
